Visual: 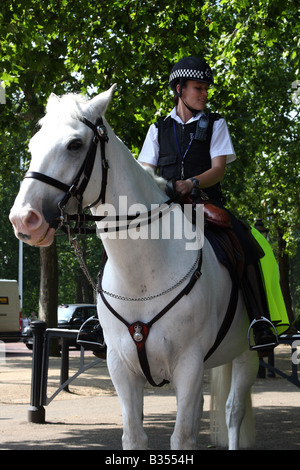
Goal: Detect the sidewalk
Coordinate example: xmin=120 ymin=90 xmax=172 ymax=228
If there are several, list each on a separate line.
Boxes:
xmin=0 ymin=344 xmax=299 ymax=450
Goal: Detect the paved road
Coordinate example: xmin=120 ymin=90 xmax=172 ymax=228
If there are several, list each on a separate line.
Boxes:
xmin=0 ymin=342 xmax=299 ymax=451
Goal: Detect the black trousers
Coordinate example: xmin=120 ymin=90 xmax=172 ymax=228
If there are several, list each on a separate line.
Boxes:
xmin=226 ymin=210 xmax=270 ymax=322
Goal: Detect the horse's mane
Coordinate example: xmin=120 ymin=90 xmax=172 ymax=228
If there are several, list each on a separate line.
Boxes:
xmin=139 ymin=164 xmax=167 ymax=192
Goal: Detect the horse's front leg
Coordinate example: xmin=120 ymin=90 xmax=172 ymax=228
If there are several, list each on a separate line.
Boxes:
xmin=107 ymin=349 xmax=148 ymax=450
xmin=171 ymin=352 xmax=204 ymax=450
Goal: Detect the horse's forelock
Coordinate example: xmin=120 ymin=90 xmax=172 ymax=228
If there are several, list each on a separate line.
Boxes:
xmin=39 ymin=87 xmax=116 ymax=129
xmin=39 ymin=93 xmax=90 ymax=127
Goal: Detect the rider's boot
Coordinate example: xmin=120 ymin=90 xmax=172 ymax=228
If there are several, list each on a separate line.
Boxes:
xmin=249 ymin=317 xmax=278 ymax=353
xmin=241 ymin=264 xmax=278 ymax=355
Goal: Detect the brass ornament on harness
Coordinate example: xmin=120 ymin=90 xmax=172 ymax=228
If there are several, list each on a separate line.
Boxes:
xmin=133 ymin=324 xmax=144 ymax=343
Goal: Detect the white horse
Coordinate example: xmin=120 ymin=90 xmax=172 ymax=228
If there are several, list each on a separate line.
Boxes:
xmin=10 ymin=86 xmax=258 ymax=450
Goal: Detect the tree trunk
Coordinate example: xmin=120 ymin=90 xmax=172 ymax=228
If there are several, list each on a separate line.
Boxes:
xmin=76 ymin=268 xmax=94 ymax=303
xmin=39 ymin=238 xmax=59 ymax=356
xmin=75 ymin=237 xmax=95 ymax=304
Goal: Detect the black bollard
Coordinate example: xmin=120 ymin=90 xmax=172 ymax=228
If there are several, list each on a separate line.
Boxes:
xmin=60 ymin=337 xmax=70 ymax=392
xmin=28 ymin=321 xmax=47 ymax=423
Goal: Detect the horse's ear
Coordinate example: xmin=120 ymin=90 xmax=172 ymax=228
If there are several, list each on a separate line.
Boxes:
xmin=88 ymin=84 xmax=117 ymax=117
xmin=46 ymin=92 xmax=60 ymax=113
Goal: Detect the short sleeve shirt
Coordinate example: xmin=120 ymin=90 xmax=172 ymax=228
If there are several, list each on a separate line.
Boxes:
xmin=138 ymin=107 xmax=236 ymax=167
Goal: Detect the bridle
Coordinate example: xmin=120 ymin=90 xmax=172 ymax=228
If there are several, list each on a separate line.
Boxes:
xmin=24 ymin=117 xmax=109 ymax=233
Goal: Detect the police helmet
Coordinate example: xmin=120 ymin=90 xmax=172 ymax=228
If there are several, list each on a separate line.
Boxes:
xmin=169 ymin=56 xmax=214 ymax=96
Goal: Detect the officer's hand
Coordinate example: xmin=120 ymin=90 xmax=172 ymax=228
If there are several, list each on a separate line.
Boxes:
xmin=175 ymin=179 xmax=193 ymax=196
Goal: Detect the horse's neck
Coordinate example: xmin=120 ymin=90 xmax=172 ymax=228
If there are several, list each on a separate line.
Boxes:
xmin=107 ymin=128 xmax=167 ymax=207
xmin=92 ymin=129 xmax=197 ymax=294
xmin=93 ymin=125 xmax=168 ymax=230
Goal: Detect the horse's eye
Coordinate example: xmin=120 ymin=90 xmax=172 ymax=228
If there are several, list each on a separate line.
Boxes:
xmin=67 ymin=139 xmax=82 ymax=151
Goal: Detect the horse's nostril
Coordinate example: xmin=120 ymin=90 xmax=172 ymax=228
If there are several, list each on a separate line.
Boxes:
xmin=17 ymin=232 xmax=31 ymax=241
xmin=25 ymin=210 xmax=42 ymax=230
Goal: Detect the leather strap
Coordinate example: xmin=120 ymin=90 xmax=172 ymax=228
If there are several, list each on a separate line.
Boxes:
xmin=24 ymin=171 xmax=70 ymax=193
xmin=204 ymin=277 xmax=239 ymax=362
xmin=98 ymin=250 xmax=203 ymax=387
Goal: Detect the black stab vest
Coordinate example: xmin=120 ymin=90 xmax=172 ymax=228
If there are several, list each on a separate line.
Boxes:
xmin=155 ymin=113 xmax=223 ymax=203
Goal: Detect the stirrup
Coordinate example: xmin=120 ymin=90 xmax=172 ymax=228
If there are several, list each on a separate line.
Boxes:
xmin=247 ymin=316 xmax=278 ymax=351
xmin=77 ymin=316 xmax=106 ymax=352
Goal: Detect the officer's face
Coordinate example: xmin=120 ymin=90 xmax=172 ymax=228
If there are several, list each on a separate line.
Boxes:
xmin=179 ymin=80 xmax=209 ymax=111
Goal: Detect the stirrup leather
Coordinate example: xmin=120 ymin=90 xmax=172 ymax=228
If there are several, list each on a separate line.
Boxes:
xmin=247 ymin=316 xmax=279 ymax=351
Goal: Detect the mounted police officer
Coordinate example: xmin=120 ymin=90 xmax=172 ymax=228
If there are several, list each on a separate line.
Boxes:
xmin=139 ymin=56 xmax=278 ymax=353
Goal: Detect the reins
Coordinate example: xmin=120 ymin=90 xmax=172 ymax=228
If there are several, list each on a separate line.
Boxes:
xmin=57 ymin=194 xmax=179 ymax=236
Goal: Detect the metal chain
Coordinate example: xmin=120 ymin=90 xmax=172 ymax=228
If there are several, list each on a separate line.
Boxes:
xmin=98 ymin=250 xmax=201 ymax=302
xmin=70 ymin=237 xmax=97 ymax=292
xmin=70 ymin=235 xmax=201 ymax=302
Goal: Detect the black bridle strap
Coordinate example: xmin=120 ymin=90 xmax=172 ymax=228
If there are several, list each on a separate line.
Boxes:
xmin=60 ymin=196 xmax=179 ymax=235
xmin=24 ymin=171 xmax=71 ymax=193
xmin=24 ymin=116 xmax=108 ymax=215
xmin=75 ymin=117 xmax=109 ymax=207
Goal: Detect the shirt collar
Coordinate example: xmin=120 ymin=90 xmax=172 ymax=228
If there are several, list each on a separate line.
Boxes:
xmin=167 ymin=107 xmax=204 ymax=124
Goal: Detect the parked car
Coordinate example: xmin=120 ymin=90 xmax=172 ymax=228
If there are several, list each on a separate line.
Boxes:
xmin=23 ymin=304 xmax=102 ymax=350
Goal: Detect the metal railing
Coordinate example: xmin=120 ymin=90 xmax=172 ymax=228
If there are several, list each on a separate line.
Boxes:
xmin=259 ymin=334 xmax=300 ymax=388
xmin=28 ymin=321 xmax=103 ymax=423
xmin=27 ymin=322 xmax=299 ymax=424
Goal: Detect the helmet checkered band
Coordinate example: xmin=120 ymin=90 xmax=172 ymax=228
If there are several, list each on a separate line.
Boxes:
xmin=169 ymin=67 xmax=212 ymax=83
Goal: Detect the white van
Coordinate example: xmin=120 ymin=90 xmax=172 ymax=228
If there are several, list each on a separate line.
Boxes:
xmin=0 ymin=280 xmax=21 ymax=342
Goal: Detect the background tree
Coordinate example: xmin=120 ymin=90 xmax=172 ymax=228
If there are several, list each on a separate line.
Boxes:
xmin=0 ymin=0 xmax=299 ymax=329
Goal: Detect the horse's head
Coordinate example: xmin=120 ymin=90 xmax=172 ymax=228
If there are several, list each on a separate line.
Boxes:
xmin=9 ymin=85 xmax=116 ymax=246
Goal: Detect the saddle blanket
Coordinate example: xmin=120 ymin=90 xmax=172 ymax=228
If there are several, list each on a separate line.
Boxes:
xmin=204 ymin=225 xmax=290 ymax=336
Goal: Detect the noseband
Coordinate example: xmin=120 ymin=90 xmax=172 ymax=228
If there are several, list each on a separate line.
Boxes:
xmin=24 ymin=117 xmax=109 ymax=229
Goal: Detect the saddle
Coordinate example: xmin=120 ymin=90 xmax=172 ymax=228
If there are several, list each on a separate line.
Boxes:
xmin=205 ymin=225 xmax=245 ymax=281
xmin=165 ymin=180 xmax=245 ymax=281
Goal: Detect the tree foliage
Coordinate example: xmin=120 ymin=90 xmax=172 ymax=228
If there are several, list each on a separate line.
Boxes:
xmin=0 ymin=0 xmax=299 ymax=317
